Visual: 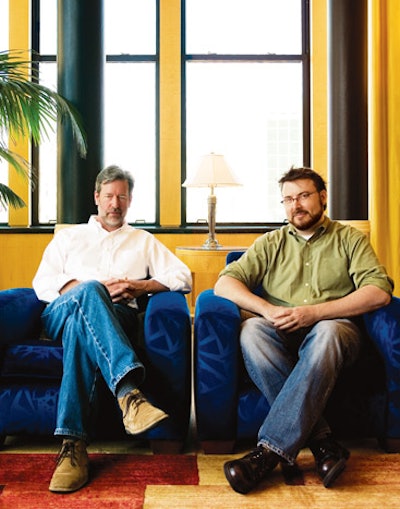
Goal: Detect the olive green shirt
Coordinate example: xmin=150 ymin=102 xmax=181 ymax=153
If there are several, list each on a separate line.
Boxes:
xmin=219 ymin=217 xmax=394 ymax=307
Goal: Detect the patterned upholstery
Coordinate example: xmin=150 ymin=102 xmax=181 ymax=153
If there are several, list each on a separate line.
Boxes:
xmin=363 ymin=300 xmax=400 ymax=440
xmin=194 ymin=252 xmax=400 ymax=454
xmin=0 ymin=287 xmax=191 ymax=450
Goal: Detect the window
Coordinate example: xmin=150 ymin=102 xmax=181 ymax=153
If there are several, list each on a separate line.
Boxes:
xmin=184 ymin=0 xmax=309 ymax=224
xmin=33 ymin=0 xmax=158 ymax=224
xmin=104 ymin=0 xmax=157 ymax=224
xmin=25 ymin=1 xmax=307 ymax=227
xmin=34 ymin=0 xmax=57 ymax=224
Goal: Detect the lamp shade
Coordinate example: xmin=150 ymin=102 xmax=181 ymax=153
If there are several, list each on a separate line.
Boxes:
xmin=182 ymin=153 xmax=241 ymax=188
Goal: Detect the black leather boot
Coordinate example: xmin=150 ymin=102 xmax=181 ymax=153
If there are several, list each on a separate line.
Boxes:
xmin=223 ymin=445 xmax=280 ymax=494
xmin=309 ymin=435 xmax=350 ymax=488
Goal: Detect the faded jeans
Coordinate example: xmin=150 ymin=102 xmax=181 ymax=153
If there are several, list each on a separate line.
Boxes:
xmin=240 ymin=317 xmax=362 ymax=464
xmin=41 ymin=280 xmax=145 ymax=442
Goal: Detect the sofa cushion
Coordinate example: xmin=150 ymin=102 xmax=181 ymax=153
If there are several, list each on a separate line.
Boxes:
xmin=0 ymin=288 xmax=46 ymax=343
xmin=0 ymin=340 xmax=63 ymax=379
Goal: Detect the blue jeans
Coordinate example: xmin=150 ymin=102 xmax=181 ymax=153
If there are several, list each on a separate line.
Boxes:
xmin=41 ymin=280 xmax=145 ymax=442
xmin=240 ymin=317 xmax=362 ymax=464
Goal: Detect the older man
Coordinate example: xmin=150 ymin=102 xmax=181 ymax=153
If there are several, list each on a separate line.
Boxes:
xmin=33 ymin=165 xmax=192 ymax=493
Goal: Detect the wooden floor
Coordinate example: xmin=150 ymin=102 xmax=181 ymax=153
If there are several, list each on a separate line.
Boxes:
xmin=2 ymin=436 xmax=400 ymax=508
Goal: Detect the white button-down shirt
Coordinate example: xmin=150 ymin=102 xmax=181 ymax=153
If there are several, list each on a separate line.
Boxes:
xmin=33 ymin=216 xmax=192 ymax=303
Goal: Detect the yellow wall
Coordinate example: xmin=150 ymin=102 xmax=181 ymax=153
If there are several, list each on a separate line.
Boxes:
xmin=159 ymin=0 xmax=182 ymax=226
xmin=1 ymin=234 xmax=50 ymax=289
xmin=8 ymin=0 xmax=30 ymax=227
xmin=310 ymin=0 xmax=328 ymax=177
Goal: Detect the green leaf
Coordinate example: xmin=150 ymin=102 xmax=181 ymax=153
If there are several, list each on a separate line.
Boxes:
xmin=0 ymin=50 xmax=88 ymax=210
xmin=0 ymin=183 xmax=26 ymax=209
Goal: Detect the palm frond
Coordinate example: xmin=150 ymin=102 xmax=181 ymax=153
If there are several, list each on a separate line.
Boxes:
xmin=0 ymin=50 xmax=87 ymax=156
xmin=0 ymin=50 xmax=88 ymax=210
xmin=0 ymin=183 xmax=26 ymax=209
xmin=0 ymin=143 xmax=31 ymax=179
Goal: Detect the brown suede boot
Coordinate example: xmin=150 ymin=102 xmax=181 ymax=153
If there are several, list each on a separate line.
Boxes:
xmin=49 ymin=439 xmax=89 ymax=493
xmin=118 ymin=388 xmax=168 ymax=435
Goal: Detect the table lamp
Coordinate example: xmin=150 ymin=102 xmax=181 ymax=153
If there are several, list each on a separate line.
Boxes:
xmin=183 ymin=153 xmax=242 ymax=249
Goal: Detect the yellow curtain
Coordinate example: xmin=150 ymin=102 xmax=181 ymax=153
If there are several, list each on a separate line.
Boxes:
xmin=370 ymin=0 xmax=400 ymax=295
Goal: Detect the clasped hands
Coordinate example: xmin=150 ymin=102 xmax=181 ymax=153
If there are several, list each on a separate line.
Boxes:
xmin=103 ymin=278 xmax=147 ymax=304
xmin=265 ymin=304 xmax=318 ymax=333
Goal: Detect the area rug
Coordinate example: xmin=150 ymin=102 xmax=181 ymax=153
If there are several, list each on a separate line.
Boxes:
xmin=1 ymin=446 xmax=400 ymax=508
xmin=0 ymin=453 xmax=198 ymax=509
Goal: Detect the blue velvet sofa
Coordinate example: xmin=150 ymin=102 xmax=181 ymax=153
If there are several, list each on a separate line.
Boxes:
xmin=194 ymin=254 xmax=400 ymax=454
xmin=0 ymin=287 xmax=192 ymax=453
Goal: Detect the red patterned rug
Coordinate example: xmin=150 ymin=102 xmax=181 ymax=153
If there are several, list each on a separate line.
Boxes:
xmin=0 ymin=453 xmax=199 ymax=508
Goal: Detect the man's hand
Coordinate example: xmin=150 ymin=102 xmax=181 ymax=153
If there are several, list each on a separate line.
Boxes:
xmin=103 ymin=278 xmax=169 ymax=303
xmin=265 ymin=305 xmax=318 ymax=333
xmin=103 ymin=278 xmax=148 ymax=303
xmin=265 ymin=284 xmax=391 ymax=333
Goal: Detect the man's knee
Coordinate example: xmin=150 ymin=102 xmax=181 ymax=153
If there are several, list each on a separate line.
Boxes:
xmin=73 ymin=280 xmax=104 ymax=293
xmin=68 ymin=280 xmax=109 ymax=301
xmin=314 ymin=320 xmax=360 ymax=344
xmin=303 ymin=320 xmax=361 ymax=365
xmin=242 ymin=317 xmax=267 ymax=341
xmin=241 ymin=317 xmax=277 ymax=355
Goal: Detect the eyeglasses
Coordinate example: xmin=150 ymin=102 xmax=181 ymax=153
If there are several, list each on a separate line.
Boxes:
xmin=280 ymin=191 xmax=317 ymax=206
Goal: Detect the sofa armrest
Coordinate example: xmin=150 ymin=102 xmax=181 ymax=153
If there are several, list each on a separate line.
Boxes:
xmin=363 ymin=296 xmax=400 ymax=441
xmin=0 ymin=288 xmax=46 ymax=344
xmin=194 ymin=289 xmax=242 ymax=441
xmin=144 ymin=291 xmax=191 ymax=388
xmin=143 ymin=291 xmax=192 ymax=439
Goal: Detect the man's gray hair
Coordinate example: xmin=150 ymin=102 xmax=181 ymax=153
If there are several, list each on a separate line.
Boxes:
xmin=95 ymin=165 xmax=135 ymax=195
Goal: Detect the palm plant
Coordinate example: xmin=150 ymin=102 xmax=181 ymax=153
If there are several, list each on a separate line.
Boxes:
xmin=0 ymin=50 xmax=87 ymax=210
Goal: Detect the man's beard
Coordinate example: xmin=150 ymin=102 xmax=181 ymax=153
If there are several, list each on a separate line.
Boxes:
xmin=289 ymin=208 xmax=324 ymax=231
xmin=104 ymin=209 xmax=123 ymax=227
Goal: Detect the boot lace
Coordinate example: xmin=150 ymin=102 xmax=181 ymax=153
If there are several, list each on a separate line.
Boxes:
xmin=55 ymin=441 xmax=79 ymax=467
xmin=243 ymin=446 xmax=275 ymax=482
xmin=122 ymin=390 xmax=146 ymax=418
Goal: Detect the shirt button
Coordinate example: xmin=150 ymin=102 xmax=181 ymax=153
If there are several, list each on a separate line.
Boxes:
xmin=305 ymin=283 xmax=309 ymax=287
xmin=304 ymin=299 xmax=308 ymax=303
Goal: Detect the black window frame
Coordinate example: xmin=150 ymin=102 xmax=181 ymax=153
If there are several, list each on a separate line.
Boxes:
xmin=30 ymin=0 xmax=160 ymax=227
xmin=181 ymin=0 xmax=310 ymax=228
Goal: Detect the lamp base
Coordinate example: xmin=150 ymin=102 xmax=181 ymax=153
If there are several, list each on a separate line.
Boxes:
xmin=202 ymin=237 xmax=221 ymax=249
xmin=203 ymin=192 xmax=219 ymax=249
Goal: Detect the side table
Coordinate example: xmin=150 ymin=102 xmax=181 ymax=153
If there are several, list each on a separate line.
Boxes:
xmin=175 ymin=246 xmax=247 ymax=314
